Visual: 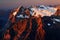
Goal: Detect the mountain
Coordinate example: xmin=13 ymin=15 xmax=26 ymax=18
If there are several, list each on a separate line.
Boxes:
xmin=0 ymin=5 xmax=60 ymax=40
xmin=54 ymin=5 xmax=60 ymax=16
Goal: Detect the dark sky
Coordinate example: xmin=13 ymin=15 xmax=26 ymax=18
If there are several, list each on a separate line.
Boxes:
xmin=0 ymin=0 xmax=60 ymax=9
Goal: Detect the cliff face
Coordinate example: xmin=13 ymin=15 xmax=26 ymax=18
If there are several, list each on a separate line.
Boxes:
xmin=2 ymin=6 xmax=60 ymax=40
xmin=54 ymin=9 xmax=60 ymax=16
xmin=4 ymin=7 xmax=45 ymax=40
xmin=54 ymin=5 xmax=60 ymax=16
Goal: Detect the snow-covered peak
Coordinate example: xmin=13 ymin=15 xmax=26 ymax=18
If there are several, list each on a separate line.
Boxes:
xmin=29 ymin=5 xmax=57 ymax=17
xmin=12 ymin=5 xmax=58 ymax=18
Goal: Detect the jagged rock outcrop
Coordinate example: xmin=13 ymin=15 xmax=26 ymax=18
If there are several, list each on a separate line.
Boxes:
xmin=4 ymin=6 xmax=45 ymax=40
xmin=0 ymin=5 xmax=60 ymax=40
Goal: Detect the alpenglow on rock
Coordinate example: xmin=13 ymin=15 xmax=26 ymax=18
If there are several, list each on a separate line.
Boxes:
xmin=12 ymin=5 xmax=58 ymax=18
xmin=29 ymin=5 xmax=57 ymax=17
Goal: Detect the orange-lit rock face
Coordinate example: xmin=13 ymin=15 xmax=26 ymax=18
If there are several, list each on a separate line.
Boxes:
xmin=34 ymin=17 xmax=45 ymax=40
xmin=25 ymin=9 xmax=30 ymax=16
xmin=4 ymin=30 xmax=10 ymax=40
xmin=3 ymin=6 xmax=60 ymax=40
xmin=4 ymin=8 xmax=45 ymax=40
xmin=54 ymin=9 xmax=60 ymax=16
